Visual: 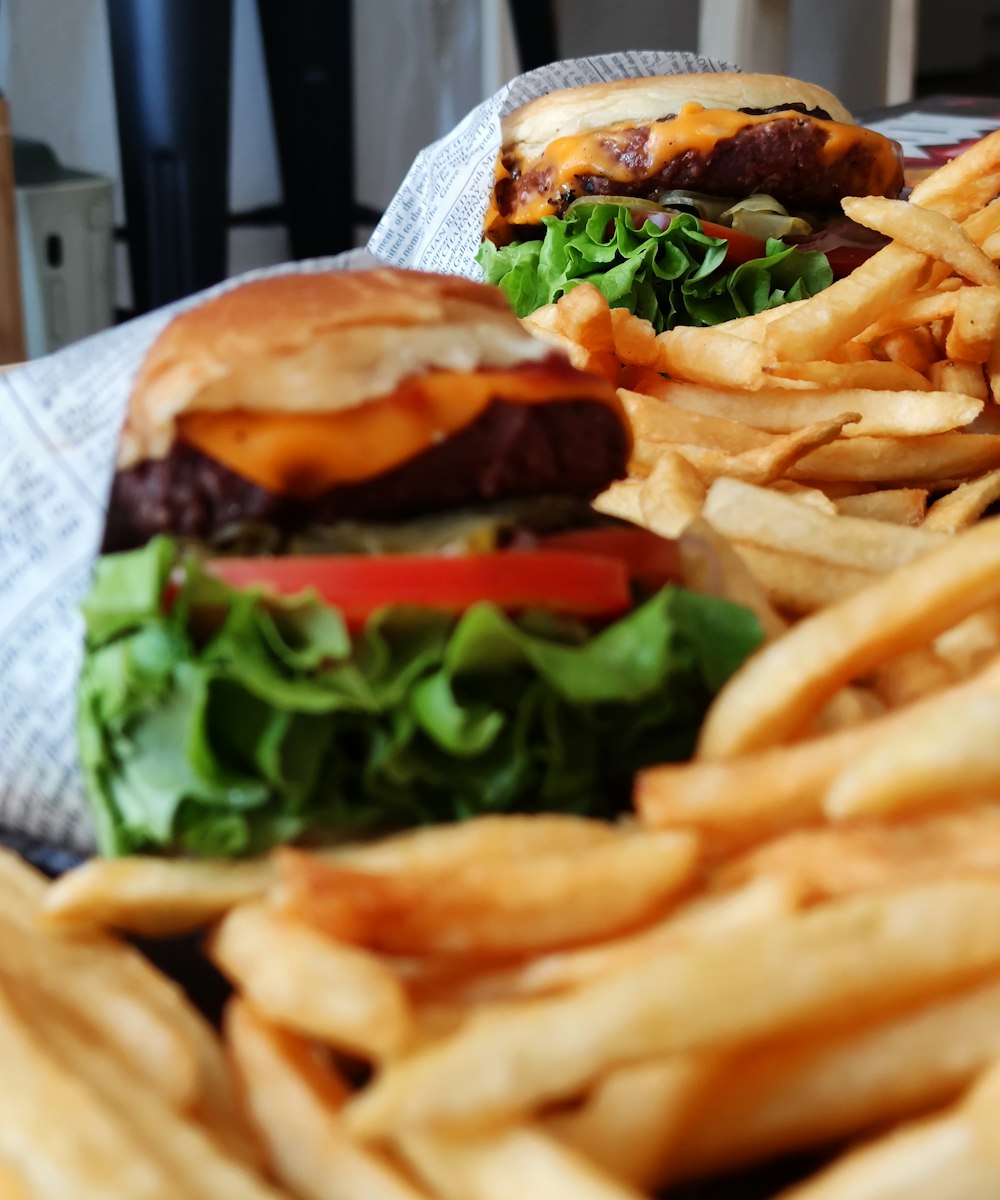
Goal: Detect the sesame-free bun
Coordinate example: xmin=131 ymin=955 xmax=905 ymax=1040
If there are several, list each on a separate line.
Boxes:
xmin=503 ymin=72 xmax=855 ymax=161
xmin=119 ymin=268 xmax=552 ymax=468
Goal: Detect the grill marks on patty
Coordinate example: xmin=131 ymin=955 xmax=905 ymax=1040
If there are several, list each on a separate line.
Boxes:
xmin=102 ymin=399 xmax=630 ymax=552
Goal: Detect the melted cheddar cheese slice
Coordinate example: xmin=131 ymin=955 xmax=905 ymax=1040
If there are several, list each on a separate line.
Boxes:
xmin=486 ymin=103 xmax=903 ymax=239
xmin=177 ymin=363 xmax=623 ymax=498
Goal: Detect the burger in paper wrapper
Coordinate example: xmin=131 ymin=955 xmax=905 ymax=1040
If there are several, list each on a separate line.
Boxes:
xmin=77 ymin=267 xmax=761 ymax=856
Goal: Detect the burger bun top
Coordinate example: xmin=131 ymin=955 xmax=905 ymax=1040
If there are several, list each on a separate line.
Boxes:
xmin=503 ymin=71 xmax=856 ymax=162
xmin=120 ymin=268 xmax=552 ymax=468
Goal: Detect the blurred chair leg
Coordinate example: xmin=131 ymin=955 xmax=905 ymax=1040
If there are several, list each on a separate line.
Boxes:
xmin=508 ymin=0 xmax=558 ymax=71
xmin=256 ymin=0 xmax=355 ymax=259
xmin=0 ymin=97 xmax=25 ymax=363
xmin=106 ymin=0 xmax=233 ymax=312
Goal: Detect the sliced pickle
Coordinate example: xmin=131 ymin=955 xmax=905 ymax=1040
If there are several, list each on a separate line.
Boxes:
xmin=652 ymin=190 xmax=733 ymax=222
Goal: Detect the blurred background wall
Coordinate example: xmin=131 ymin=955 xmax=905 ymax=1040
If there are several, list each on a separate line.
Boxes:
xmin=1 ymin=0 xmax=998 ymax=327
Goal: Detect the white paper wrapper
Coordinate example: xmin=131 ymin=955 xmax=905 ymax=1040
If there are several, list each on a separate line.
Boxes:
xmin=0 ymin=249 xmax=381 ymax=851
xmin=1 ymin=50 xmax=731 ymax=851
xmin=367 ymin=50 xmax=732 ymax=276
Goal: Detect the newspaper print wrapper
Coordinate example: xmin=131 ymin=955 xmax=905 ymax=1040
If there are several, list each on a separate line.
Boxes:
xmin=0 ymin=50 xmax=728 ymax=853
xmin=0 ymin=249 xmax=382 ymax=851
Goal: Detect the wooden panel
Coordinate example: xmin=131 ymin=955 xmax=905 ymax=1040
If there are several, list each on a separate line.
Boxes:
xmin=0 ymin=98 xmax=25 ymax=365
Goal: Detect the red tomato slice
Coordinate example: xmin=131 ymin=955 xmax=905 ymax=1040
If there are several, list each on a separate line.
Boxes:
xmin=697 ymin=220 xmax=769 ymax=266
xmin=206 ymin=552 xmax=632 ymax=629
xmin=539 ymin=528 xmax=681 ymax=592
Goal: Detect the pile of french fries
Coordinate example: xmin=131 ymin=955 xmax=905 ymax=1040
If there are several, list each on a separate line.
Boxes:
xmin=16 ymin=126 xmax=1000 ymax=1200
xmin=526 ymin=128 xmax=1000 ymax=629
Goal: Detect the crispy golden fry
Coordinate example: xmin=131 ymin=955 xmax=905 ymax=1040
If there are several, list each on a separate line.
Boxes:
xmin=946 ymin=287 xmax=1000 ymax=362
xmin=925 ymin=469 xmax=1000 ymax=532
xmin=867 ymin=646 xmax=960 ymax=708
xmin=0 ymin=979 xmax=181 ymax=1200
xmin=396 ymin=1124 xmax=644 ymax=1200
xmin=787 ymin=431 xmax=1000 ymax=485
xmin=592 ymin=475 xmax=645 ymax=523
xmin=910 ymin=127 xmax=1000 ymax=219
xmin=823 ymin=687 xmax=1000 ymax=820
xmin=638 ymin=449 xmax=705 ymax=537
xmin=345 ymin=881 xmax=1000 ymax=1136
xmin=878 ymin=328 xmax=938 ymax=376
xmin=40 ymin=856 xmax=274 ymax=936
xmin=551 ymin=974 xmax=1000 ymax=1190
xmin=227 ymin=1001 xmax=432 ymax=1200
xmin=544 ymin=1055 xmax=717 ymax=1191
xmin=636 ymin=656 xmax=1000 ymax=852
xmin=928 ymin=359 xmax=988 ymax=399
xmin=843 ymin=196 xmax=1000 ymax=287
xmin=856 ymin=290 xmax=961 ymax=343
xmin=661 ymin=379 xmax=977 ymax=437
xmin=655 ymin=325 xmax=776 ymax=388
xmin=675 ymin=413 xmax=859 ymax=486
xmin=772 ymin=1105 xmax=991 ymax=1199
xmin=274 ymin=831 xmax=699 ymax=958
xmin=703 ymin=477 xmax=946 ymax=573
xmin=697 ymin=516 xmax=1000 ymax=759
xmin=835 ymin=488 xmax=928 ymax=525
xmin=763 ymin=245 xmax=928 ymax=362
xmin=934 ymin=609 xmax=1000 ymax=675
xmin=767 ymin=358 xmax=933 ymax=391
xmin=609 ymin=306 xmax=659 ymax=367
xmin=209 ymin=902 xmax=414 ymax=1060
xmin=554 ymin=282 xmax=616 ymax=352
xmin=729 ymin=542 xmax=873 ymax=614
xmin=327 ymin=813 xmax=622 ymax=875
xmin=771 ymin=482 xmax=840 ymax=513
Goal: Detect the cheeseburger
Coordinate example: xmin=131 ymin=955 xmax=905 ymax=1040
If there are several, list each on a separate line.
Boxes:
xmin=80 ymin=268 xmax=761 ymax=856
xmin=479 ymin=72 xmax=904 ymax=330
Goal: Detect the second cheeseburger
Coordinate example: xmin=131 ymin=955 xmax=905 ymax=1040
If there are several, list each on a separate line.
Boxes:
xmin=80 ymin=268 xmax=761 ymax=856
xmin=479 ymin=72 xmax=904 ymax=328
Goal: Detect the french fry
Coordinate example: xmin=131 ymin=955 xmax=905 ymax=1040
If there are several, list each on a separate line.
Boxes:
xmin=592 ymin=476 xmax=645 ymax=523
xmin=823 ymin=687 xmax=1000 ymax=821
xmin=842 ymin=196 xmax=1000 ymax=287
xmin=554 ymin=282 xmax=616 ymax=352
xmin=609 ymin=306 xmax=659 ymax=367
xmin=552 ymin=974 xmax=1000 ymax=1190
xmin=875 ymin=327 xmax=937 ymax=375
xmin=856 ymin=290 xmax=961 ymax=342
xmin=703 ymin=477 xmax=946 ymax=573
xmin=763 ymin=244 xmax=928 ymax=362
xmin=728 ymin=542 xmax=874 ymax=614
xmin=209 ymin=902 xmax=414 ymax=1060
xmin=835 ymin=488 xmax=927 ymax=525
xmin=697 ymin=515 xmax=1000 ymax=759
xmin=227 ymin=1001 xmax=432 ymax=1200
xmin=636 ymin=656 xmax=1000 ymax=852
xmin=867 ymin=646 xmax=959 ymax=708
xmin=675 ymin=413 xmax=860 ymax=486
xmin=661 ymin=379 xmax=979 ymax=437
xmin=345 ymin=880 xmax=1000 ymax=1136
xmin=655 ymin=324 xmax=776 ymax=388
xmin=924 ymin=468 xmax=1000 ymax=532
xmin=40 ymin=855 xmax=274 ymax=935
xmin=766 ymin=359 xmax=932 ymax=391
xmin=928 ymin=358 xmax=988 ymax=399
xmin=638 ymin=449 xmax=705 ymax=537
xmin=946 ymin=286 xmax=1000 ymax=363
xmin=909 ymin=127 xmax=1000 ymax=220
xmin=396 ymin=1124 xmax=644 ymax=1200
xmin=274 ymin=830 xmax=699 ymax=958
xmin=788 ymin=431 xmax=1000 ymax=485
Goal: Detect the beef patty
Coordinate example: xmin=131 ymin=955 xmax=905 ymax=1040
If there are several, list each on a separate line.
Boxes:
xmin=498 ymin=114 xmax=903 ymax=227
xmin=102 ymin=398 xmax=629 ymax=552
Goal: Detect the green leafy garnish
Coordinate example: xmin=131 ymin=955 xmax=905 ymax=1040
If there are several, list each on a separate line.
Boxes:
xmin=77 ymin=537 xmax=763 ymax=856
xmin=477 ymin=205 xmax=834 ymax=333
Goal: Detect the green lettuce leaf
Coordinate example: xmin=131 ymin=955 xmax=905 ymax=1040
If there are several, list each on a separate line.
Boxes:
xmin=77 ymin=538 xmax=763 ymax=856
xmin=477 ymin=205 xmax=834 ymax=333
